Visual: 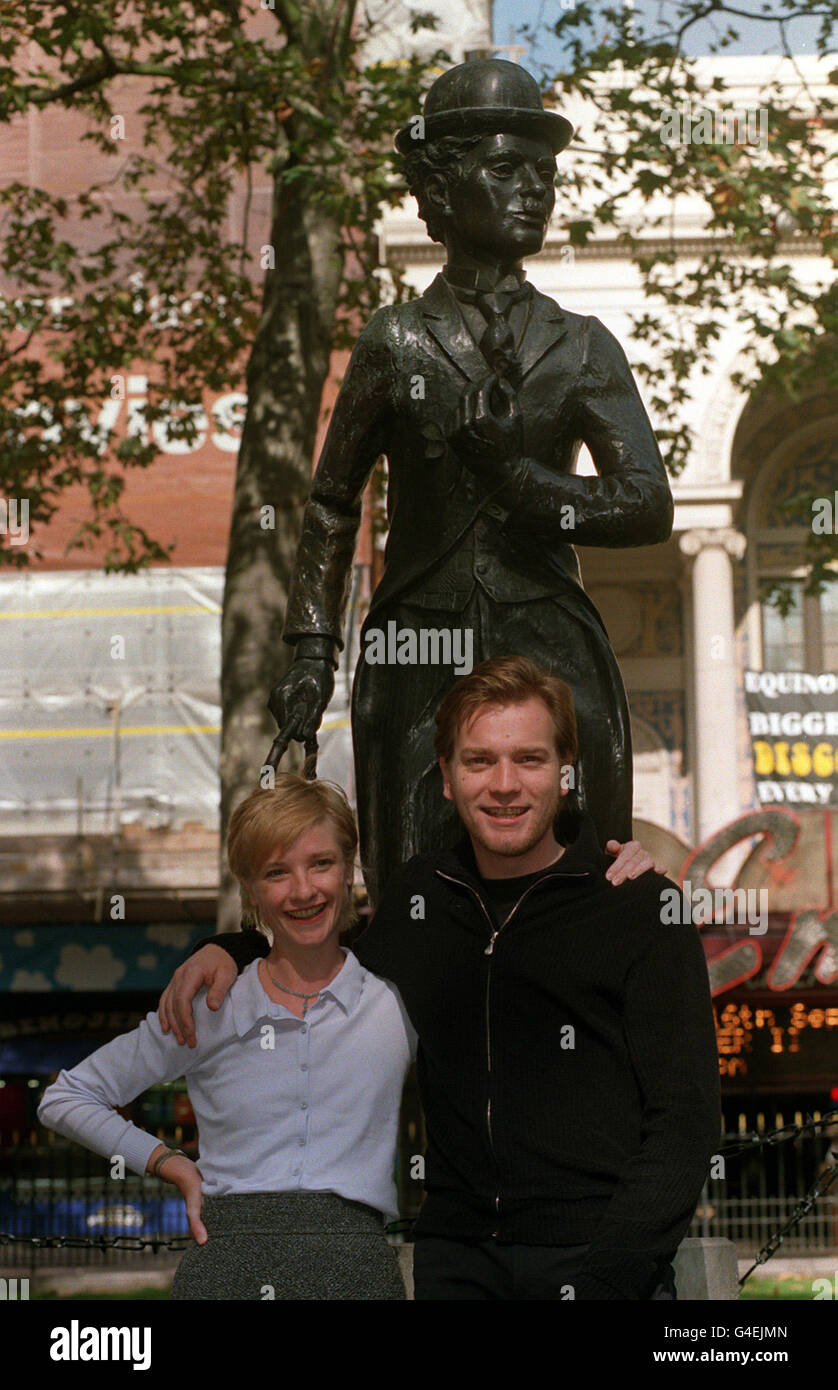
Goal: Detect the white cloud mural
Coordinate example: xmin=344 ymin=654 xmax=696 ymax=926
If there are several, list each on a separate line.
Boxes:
xmin=55 ymin=945 xmax=127 ymax=991
xmin=10 ymin=969 xmax=53 ymax=990
xmin=145 ymin=925 xmax=194 ymax=950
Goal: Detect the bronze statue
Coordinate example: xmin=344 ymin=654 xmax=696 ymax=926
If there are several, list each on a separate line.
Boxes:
xmin=266 ymin=59 xmax=673 ymax=906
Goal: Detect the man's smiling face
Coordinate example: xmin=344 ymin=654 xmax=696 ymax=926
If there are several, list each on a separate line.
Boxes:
xmin=442 ymin=132 xmax=557 ymax=263
xmin=439 ymin=696 xmax=568 ymax=877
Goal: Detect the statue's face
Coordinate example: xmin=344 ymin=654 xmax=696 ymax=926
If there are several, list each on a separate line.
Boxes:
xmin=442 ymin=132 xmax=556 ymax=261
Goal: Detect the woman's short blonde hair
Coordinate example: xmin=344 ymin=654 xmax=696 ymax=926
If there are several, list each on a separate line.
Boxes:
xmin=227 ymin=775 xmax=358 ymax=938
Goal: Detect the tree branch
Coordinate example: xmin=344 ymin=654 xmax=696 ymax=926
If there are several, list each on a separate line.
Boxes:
xmin=240 ymin=160 xmax=253 ymax=280
xmin=272 ymin=0 xmax=304 ymax=41
xmin=26 ymin=57 xmax=117 ymax=107
xmin=23 ymin=54 xmax=259 ymax=107
xmin=335 ymin=0 xmax=361 ymax=67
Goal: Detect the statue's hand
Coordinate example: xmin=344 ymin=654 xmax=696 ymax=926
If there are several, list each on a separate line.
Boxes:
xmin=264 ymin=659 xmax=334 ymax=771
xmin=447 ymin=374 xmax=523 ymax=482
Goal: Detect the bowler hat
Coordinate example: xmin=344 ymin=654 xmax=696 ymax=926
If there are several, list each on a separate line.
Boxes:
xmin=395 ymin=58 xmax=574 ymax=155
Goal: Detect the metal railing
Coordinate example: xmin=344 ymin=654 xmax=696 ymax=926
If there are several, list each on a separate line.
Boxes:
xmin=0 ymin=1146 xmax=188 ymax=1269
xmin=3 ymin=1125 xmax=837 ymax=1270
xmin=691 ymin=1114 xmax=838 ymax=1261
xmin=690 ymin=1195 xmax=838 ymax=1256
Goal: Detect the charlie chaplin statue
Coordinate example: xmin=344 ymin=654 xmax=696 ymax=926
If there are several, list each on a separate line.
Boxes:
xmin=267 ymin=59 xmax=673 ymax=906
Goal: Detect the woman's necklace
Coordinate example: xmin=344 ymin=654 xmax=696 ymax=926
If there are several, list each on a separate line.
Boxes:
xmin=264 ymin=955 xmax=343 ymax=1017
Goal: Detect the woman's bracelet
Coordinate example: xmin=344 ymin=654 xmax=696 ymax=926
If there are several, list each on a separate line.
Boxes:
xmin=150 ymin=1146 xmax=187 ymax=1179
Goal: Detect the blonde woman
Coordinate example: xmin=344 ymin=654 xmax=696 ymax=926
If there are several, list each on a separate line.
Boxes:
xmin=38 ymin=776 xmax=414 ymax=1300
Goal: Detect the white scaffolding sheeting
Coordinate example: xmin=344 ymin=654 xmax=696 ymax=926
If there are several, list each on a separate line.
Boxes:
xmin=0 ymin=567 xmax=356 ymax=836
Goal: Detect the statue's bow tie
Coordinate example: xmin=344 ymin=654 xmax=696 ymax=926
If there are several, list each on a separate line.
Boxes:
xmin=448 ymin=281 xmax=531 ymax=315
xmin=449 ymin=281 xmax=532 ymax=386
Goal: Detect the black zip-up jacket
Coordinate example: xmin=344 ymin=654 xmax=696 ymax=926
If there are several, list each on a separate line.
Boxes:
xmin=200 ymin=815 xmax=720 ymax=1300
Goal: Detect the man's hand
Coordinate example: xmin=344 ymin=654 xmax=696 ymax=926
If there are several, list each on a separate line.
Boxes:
xmin=158 ymin=944 xmax=238 ymax=1048
xmin=264 ymin=658 xmax=334 ymax=771
xmin=604 ymin=839 xmax=666 ymax=885
xmin=447 ymin=373 xmax=523 ymax=483
xmin=147 ymin=1147 xmax=207 ymax=1245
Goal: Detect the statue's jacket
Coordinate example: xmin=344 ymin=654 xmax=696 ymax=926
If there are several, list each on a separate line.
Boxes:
xmin=282 ymin=272 xmax=673 ymax=647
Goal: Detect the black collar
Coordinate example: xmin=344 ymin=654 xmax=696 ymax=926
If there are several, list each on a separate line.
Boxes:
xmin=435 ymin=811 xmax=607 ymax=890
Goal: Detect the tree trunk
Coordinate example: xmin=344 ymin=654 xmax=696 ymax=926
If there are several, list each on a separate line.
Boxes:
xmin=219 ymin=155 xmax=344 ymax=932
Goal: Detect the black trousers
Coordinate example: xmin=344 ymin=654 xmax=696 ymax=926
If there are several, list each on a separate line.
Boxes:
xmin=413 ymin=1236 xmax=677 ymax=1301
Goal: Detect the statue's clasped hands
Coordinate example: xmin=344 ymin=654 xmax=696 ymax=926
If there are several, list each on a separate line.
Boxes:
xmin=446 ymin=372 xmax=523 ymax=487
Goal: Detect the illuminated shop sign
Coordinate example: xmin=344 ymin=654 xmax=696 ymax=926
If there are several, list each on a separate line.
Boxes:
xmin=679 ymin=809 xmax=837 ymax=996
xmin=745 ymin=670 xmax=838 ymax=808
xmin=715 ymin=999 xmax=838 ymax=1085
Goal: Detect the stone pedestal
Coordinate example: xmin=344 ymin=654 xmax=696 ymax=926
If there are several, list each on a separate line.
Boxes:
xmin=673 ymin=1237 xmax=740 ymax=1300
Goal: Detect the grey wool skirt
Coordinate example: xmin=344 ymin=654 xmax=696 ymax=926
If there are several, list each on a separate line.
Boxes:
xmin=170 ymin=1191 xmax=406 ymax=1301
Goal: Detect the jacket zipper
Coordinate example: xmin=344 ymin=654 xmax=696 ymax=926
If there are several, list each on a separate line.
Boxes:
xmin=435 ymin=863 xmax=590 ymax=1238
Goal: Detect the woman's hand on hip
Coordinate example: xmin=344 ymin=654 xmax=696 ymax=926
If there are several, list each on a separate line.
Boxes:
xmin=147 ymin=1146 xmax=207 ymax=1245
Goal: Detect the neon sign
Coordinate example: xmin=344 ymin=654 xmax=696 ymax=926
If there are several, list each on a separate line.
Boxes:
xmin=679 ymin=810 xmax=838 ymax=995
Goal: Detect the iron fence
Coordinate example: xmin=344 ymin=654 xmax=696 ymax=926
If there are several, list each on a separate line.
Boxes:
xmin=690 ymin=1195 xmax=838 ymax=1256
xmin=2 ymin=1127 xmax=837 ymax=1271
xmin=0 ymin=1145 xmax=187 ymax=1269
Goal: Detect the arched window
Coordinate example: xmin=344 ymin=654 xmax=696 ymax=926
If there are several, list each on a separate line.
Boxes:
xmin=746 ymin=436 xmax=838 ymax=671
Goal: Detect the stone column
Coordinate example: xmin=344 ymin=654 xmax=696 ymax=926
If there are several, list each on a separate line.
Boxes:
xmin=679 ymin=529 xmax=747 ymax=841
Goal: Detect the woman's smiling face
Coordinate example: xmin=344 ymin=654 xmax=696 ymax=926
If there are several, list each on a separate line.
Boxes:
xmin=248 ymin=820 xmax=351 ymax=952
